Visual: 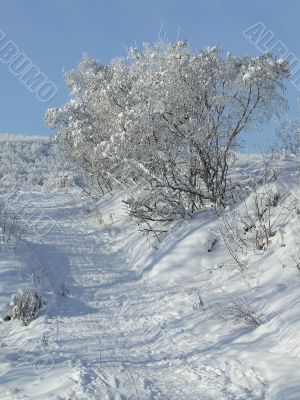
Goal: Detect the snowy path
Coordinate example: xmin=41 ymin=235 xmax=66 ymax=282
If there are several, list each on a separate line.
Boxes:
xmin=6 ymin=191 xmax=270 ymax=400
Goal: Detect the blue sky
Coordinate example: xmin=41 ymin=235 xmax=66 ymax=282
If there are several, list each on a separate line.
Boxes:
xmin=0 ymin=0 xmax=300 ymax=151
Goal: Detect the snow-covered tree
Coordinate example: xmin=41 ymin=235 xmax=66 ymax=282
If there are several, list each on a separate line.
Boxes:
xmin=46 ymin=41 xmax=289 ymax=230
xmin=277 ymin=118 xmax=300 ymax=154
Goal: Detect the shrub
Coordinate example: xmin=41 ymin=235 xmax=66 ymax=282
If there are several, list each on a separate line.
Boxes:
xmin=10 ymin=290 xmax=44 ymax=326
xmin=218 ymin=296 xmax=264 ymax=328
xmin=46 ymin=42 xmax=289 ymax=234
xmin=0 ymin=201 xmax=24 ymax=249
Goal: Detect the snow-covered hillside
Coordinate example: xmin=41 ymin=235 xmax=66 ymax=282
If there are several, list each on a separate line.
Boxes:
xmin=0 ymin=136 xmax=300 ymax=399
xmin=0 ymin=134 xmax=76 ymax=191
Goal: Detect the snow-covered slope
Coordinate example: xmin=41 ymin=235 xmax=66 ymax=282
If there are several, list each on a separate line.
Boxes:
xmin=0 ymin=133 xmax=76 ymax=191
xmin=0 ymin=137 xmax=299 ymax=399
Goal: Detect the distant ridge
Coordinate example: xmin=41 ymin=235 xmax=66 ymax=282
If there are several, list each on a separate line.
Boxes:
xmin=0 ymin=133 xmax=50 ymax=141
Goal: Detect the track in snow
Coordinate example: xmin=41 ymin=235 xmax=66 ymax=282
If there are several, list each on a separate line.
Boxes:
xmin=15 ymin=191 xmax=267 ymax=400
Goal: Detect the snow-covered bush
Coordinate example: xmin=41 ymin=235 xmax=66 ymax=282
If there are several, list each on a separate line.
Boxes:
xmin=221 ymin=185 xmax=287 ymax=259
xmin=46 ymin=41 xmax=289 ymax=233
xmin=277 ymin=119 xmax=300 ymax=155
xmin=10 ymin=289 xmax=44 ymax=326
xmin=0 ymin=201 xmax=23 ymax=249
xmin=218 ymin=296 xmax=264 ymax=327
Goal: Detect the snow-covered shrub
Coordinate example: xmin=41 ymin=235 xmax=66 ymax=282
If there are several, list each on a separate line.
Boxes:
xmin=59 ymin=282 xmax=70 ymax=297
xmin=0 ymin=201 xmax=23 ymax=249
xmin=46 ymin=41 xmax=289 ymax=233
xmin=218 ymin=296 xmax=264 ymax=327
xmin=290 ymin=249 xmax=300 ymax=274
xmin=221 ymin=185 xmax=287 ymax=258
xmin=252 ymin=191 xmax=277 ymax=250
xmin=10 ymin=290 xmax=44 ymax=326
xmin=277 ymin=119 xmax=300 ymax=155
